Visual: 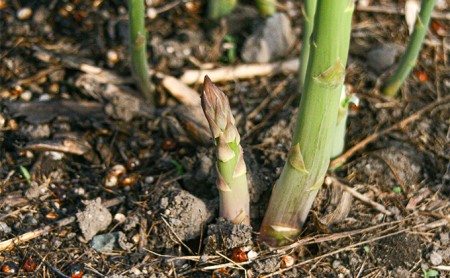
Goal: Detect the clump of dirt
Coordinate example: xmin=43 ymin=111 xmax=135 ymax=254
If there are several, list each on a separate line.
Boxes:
xmin=352 ymin=142 xmax=427 ymax=191
xmin=252 ymin=257 xmax=280 ymax=274
xmin=76 ymin=198 xmax=112 ymax=242
xmin=203 ymin=218 xmax=253 ymax=254
xmin=149 ymin=189 xmax=213 ymax=249
xmin=373 ymin=233 xmax=422 ymax=269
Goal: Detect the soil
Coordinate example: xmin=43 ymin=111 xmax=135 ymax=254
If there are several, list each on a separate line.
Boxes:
xmin=1 ymin=0 xmax=449 ymax=277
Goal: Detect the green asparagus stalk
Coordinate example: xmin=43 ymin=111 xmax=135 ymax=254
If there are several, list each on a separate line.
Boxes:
xmin=201 ymin=76 xmax=250 ymax=225
xmin=298 ymin=0 xmax=317 ymax=90
xmin=331 ymin=87 xmax=359 ymax=159
xmin=255 ymin=0 xmax=276 ymax=16
xmin=382 ymin=0 xmax=435 ymax=98
xmin=260 ymin=0 xmax=355 ymax=246
xmin=129 ymin=0 xmax=155 ymax=103
xmin=208 ymin=0 xmax=238 ymax=20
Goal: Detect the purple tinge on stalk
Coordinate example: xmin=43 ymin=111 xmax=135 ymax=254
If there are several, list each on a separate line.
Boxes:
xmin=201 ymin=76 xmax=239 ymax=144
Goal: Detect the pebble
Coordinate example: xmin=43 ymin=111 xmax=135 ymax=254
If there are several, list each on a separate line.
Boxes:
xmin=107 ymin=50 xmax=119 ymax=65
xmin=0 ymin=222 xmax=11 ymax=233
xmin=20 ymin=91 xmax=32 ymax=101
xmin=17 ymin=7 xmax=32 ymax=20
xmin=144 ymin=176 xmax=154 ymax=184
xmin=332 ymin=260 xmax=341 ymax=268
xmin=91 ymin=233 xmax=118 ymax=253
xmin=147 ymin=8 xmax=157 ymax=19
xmin=0 ymin=114 xmax=5 ymax=128
xmin=367 ymin=43 xmax=404 ymax=74
xmin=114 ymin=213 xmax=126 ymax=223
xmin=429 ymin=251 xmax=443 ymax=265
xmin=242 ymin=13 xmax=295 ymax=63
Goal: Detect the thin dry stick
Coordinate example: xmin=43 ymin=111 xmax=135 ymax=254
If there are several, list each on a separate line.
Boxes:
xmin=179 ymin=59 xmax=299 ymax=85
xmin=158 ymin=73 xmax=200 ymax=106
xmin=326 ymin=176 xmax=392 ymax=215
xmin=0 ymin=197 xmax=125 ymax=251
xmin=330 ymin=94 xmax=450 ymax=168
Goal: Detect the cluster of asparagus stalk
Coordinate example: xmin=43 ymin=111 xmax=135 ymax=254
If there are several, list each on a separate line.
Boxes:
xmin=127 ymin=0 xmax=435 ymax=247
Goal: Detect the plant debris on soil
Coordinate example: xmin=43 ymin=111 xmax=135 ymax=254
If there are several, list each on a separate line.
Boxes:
xmin=1 ymin=0 xmax=449 ymax=277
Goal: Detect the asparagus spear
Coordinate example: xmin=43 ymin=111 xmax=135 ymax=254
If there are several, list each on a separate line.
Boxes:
xmin=201 ymin=76 xmax=250 ymax=225
xmin=129 ymin=0 xmax=155 ymax=103
xmin=383 ymin=0 xmax=435 ymax=98
xmin=298 ymin=0 xmax=317 ymax=90
xmin=260 ymin=0 xmax=355 ymax=246
xmin=255 ymin=0 xmax=276 ymax=16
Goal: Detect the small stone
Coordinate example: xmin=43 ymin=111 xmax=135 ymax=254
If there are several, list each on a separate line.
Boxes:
xmin=0 ymin=222 xmax=11 ymax=233
xmin=367 ymin=43 xmax=404 ymax=74
xmin=17 ymin=7 xmax=32 ymax=20
xmin=114 ymin=213 xmax=126 ymax=223
xmin=332 ymin=260 xmax=341 ymax=268
xmin=91 ymin=233 xmax=118 ymax=252
xmin=147 ymin=8 xmax=157 ymax=19
xmin=25 ymin=182 xmax=48 ymax=200
xmin=242 ymin=13 xmax=295 ymax=63
xmin=107 ymin=50 xmax=120 ymax=65
xmin=439 ymin=233 xmax=449 ymax=245
xmin=76 ymin=198 xmax=112 ymax=241
xmin=20 ymin=91 xmax=32 ymax=101
xmin=429 ymin=251 xmax=443 ymax=265
xmin=145 ymin=176 xmax=155 ymax=184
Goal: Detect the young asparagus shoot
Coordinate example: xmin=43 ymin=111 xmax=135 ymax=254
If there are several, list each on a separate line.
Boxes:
xmin=298 ymin=0 xmax=317 ymax=90
xmin=255 ymin=0 xmax=276 ymax=16
xmin=201 ymin=76 xmax=250 ymax=225
xmin=260 ymin=0 xmax=355 ymax=246
xmin=129 ymin=0 xmax=155 ymax=103
xmin=331 ymin=87 xmax=359 ymax=159
xmin=382 ymin=0 xmax=435 ymax=98
xmin=208 ymin=0 xmax=238 ymax=20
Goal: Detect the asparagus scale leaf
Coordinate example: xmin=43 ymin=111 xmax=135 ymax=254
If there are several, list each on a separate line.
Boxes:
xmin=201 ymin=76 xmax=250 ymax=225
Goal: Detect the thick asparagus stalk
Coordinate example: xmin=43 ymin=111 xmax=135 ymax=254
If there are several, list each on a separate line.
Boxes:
xmin=129 ymin=0 xmax=155 ymax=103
xmin=201 ymin=76 xmax=250 ymax=225
xmin=208 ymin=0 xmax=238 ymax=20
xmin=382 ymin=0 xmax=435 ymax=98
xmin=260 ymin=0 xmax=355 ymax=246
xmin=298 ymin=0 xmax=317 ymax=90
xmin=255 ymin=0 xmax=276 ymax=16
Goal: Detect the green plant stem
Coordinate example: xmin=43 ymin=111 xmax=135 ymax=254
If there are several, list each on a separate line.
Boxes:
xmin=382 ymin=0 xmax=435 ymax=98
xmin=298 ymin=0 xmax=317 ymax=90
xmin=331 ymin=87 xmax=349 ymax=159
xmin=255 ymin=0 xmax=276 ymax=16
xmin=260 ymin=0 xmax=355 ymax=246
xmin=201 ymin=76 xmax=250 ymax=225
xmin=129 ymin=0 xmax=155 ymax=103
xmin=208 ymin=0 xmax=238 ymax=20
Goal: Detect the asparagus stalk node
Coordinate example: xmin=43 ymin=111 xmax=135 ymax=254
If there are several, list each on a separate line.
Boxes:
xmin=260 ymin=0 xmax=355 ymax=246
xmin=382 ymin=0 xmax=435 ymax=98
xmin=201 ymin=76 xmax=250 ymax=225
xmin=129 ymin=0 xmax=155 ymax=103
